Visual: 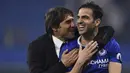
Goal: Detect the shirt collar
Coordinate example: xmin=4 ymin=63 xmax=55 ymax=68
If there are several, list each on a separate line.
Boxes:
xmin=77 ymin=36 xmax=87 ymax=47
xmin=77 ymin=36 xmax=82 ymax=46
xmin=52 ymin=35 xmax=63 ymax=49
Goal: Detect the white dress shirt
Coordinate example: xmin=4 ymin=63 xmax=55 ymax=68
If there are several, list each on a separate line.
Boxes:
xmin=52 ymin=35 xmax=63 ymax=58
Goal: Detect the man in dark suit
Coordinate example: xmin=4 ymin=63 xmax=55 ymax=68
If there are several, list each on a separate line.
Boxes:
xmin=27 ymin=7 xmax=79 ymax=73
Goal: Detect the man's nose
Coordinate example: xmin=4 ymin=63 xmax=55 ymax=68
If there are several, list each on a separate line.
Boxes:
xmin=77 ymin=21 xmax=85 ymax=25
xmin=77 ymin=18 xmax=84 ymax=25
xmin=70 ymin=23 xmax=75 ymax=27
xmin=77 ymin=21 xmax=84 ymax=24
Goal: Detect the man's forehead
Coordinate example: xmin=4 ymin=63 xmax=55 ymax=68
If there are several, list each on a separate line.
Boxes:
xmin=77 ymin=14 xmax=90 ymax=17
xmin=77 ymin=8 xmax=93 ymax=17
xmin=64 ymin=15 xmax=74 ymax=21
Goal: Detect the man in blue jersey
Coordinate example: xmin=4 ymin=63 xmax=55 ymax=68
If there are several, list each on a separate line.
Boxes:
xmin=59 ymin=2 xmax=122 ymax=73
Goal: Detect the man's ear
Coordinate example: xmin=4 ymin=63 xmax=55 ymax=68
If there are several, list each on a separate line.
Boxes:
xmin=95 ymin=18 xmax=101 ymax=27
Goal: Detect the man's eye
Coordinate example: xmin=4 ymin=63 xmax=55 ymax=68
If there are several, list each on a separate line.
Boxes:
xmin=66 ymin=20 xmax=72 ymax=24
xmin=82 ymin=16 xmax=89 ymax=19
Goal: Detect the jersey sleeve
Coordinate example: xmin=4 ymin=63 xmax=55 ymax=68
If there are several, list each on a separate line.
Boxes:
xmin=106 ymin=38 xmax=122 ymax=63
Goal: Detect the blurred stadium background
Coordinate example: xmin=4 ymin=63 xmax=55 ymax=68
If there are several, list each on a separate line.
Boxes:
xmin=0 ymin=0 xmax=130 ymax=73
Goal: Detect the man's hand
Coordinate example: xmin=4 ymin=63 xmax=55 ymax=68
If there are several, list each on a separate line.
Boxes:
xmin=61 ymin=49 xmax=79 ymax=67
xmin=77 ymin=41 xmax=98 ymax=65
xmin=66 ymin=41 xmax=98 ymax=73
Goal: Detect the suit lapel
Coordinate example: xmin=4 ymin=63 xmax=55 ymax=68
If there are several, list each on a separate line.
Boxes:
xmin=44 ymin=34 xmax=59 ymax=65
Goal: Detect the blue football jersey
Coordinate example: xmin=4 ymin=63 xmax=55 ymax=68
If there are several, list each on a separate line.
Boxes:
xmin=59 ymin=38 xmax=122 ymax=73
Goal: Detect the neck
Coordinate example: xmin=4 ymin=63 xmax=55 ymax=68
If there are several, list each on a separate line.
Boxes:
xmin=80 ymin=35 xmax=94 ymax=46
xmin=80 ymin=27 xmax=98 ymax=45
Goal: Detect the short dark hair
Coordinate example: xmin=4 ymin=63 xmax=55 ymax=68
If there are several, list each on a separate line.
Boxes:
xmin=45 ymin=7 xmax=73 ymax=34
xmin=78 ymin=1 xmax=103 ymax=20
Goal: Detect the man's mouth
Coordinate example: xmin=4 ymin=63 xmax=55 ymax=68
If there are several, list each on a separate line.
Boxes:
xmin=78 ymin=25 xmax=85 ymax=31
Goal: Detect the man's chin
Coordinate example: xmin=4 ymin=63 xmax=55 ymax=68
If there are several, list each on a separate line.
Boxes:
xmin=64 ymin=34 xmax=75 ymax=40
xmin=79 ymin=31 xmax=85 ymax=35
xmin=68 ymin=35 xmax=75 ymax=39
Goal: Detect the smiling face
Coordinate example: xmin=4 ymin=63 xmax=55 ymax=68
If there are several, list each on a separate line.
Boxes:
xmin=59 ymin=15 xmax=75 ymax=39
xmin=53 ymin=15 xmax=75 ymax=39
xmin=77 ymin=8 xmax=100 ymax=36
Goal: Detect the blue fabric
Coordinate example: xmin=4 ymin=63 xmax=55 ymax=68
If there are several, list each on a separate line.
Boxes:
xmin=59 ymin=38 xmax=122 ymax=73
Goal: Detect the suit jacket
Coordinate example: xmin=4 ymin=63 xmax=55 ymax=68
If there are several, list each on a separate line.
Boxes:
xmin=27 ymin=33 xmax=67 ymax=73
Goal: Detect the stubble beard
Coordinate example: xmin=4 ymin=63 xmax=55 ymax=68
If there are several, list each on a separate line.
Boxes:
xmin=82 ymin=26 xmax=96 ymax=41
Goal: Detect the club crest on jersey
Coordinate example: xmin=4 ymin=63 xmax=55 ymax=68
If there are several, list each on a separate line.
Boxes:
xmin=116 ymin=53 xmax=122 ymax=62
xmin=98 ymin=49 xmax=107 ymax=56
